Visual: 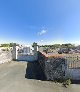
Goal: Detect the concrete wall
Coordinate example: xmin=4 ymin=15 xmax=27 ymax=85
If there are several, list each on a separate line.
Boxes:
xmin=64 ymin=55 xmax=80 ymax=80
xmin=17 ymin=54 xmax=37 ymax=61
xmin=66 ymin=69 xmax=80 ymax=80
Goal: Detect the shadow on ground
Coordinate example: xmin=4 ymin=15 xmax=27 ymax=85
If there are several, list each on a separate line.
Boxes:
xmin=25 ymin=61 xmax=46 ymax=80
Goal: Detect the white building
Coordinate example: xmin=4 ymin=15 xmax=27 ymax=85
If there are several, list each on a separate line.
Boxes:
xmin=23 ymin=47 xmax=30 ymax=54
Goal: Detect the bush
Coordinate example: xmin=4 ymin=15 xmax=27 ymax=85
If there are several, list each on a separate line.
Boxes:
xmin=65 ymin=79 xmax=71 ymax=85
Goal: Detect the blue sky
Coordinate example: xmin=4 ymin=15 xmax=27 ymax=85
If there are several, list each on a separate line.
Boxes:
xmin=0 ymin=0 xmax=80 ymax=45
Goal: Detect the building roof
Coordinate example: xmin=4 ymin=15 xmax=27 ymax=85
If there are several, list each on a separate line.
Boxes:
xmin=40 ymin=51 xmax=80 ymax=58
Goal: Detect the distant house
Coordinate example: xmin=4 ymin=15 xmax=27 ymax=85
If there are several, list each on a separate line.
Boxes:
xmin=58 ymin=48 xmax=70 ymax=54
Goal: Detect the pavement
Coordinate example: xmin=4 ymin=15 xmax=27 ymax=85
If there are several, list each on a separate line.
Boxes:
xmin=0 ymin=61 xmax=80 ymax=92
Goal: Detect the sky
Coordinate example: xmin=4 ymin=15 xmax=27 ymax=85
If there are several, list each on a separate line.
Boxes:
xmin=0 ymin=0 xmax=80 ymax=45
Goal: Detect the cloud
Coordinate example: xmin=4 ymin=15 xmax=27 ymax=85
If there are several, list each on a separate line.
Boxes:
xmin=41 ymin=40 xmax=44 ymax=42
xmin=38 ymin=30 xmax=47 ymax=35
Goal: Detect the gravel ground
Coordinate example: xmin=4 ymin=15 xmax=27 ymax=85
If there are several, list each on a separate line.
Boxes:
xmin=0 ymin=61 xmax=80 ymax=92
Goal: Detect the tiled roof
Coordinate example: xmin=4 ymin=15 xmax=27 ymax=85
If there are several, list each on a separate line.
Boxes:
xmin=40 ymin=51 xmax=80 ymax=58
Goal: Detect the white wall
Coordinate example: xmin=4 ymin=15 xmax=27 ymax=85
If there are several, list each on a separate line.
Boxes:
xmin=66 ymin=69 xmax=80 ymax=80
xmin=17 ymin=54 xmax=37 ymax=61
